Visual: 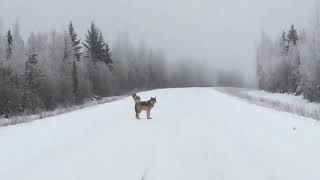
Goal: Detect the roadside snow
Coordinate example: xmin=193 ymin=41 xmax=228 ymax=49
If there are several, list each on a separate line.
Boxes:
xmin=0 ymin=88 xmax=320 ymax=180
xmin=217 ymin=87 xmax=320 ymax=121
xmin=244 ymin=90 xmax=320 ymax=112
xmin=0 ymin=95 xmax=124 ymax=126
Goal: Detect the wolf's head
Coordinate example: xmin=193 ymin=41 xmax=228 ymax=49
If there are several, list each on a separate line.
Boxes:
xmin=150 ymin=97 xmax=157 ymax=105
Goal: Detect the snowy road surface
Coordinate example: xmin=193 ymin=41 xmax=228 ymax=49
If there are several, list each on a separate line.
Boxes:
xmin=1 ymin=88 xmax=320 ymax=180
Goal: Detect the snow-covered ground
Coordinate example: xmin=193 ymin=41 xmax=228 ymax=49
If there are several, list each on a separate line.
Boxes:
xmin=217 ymin=87 xmax=320 ymax=120
xmin=243 ymin=90 xmax=320 ymax=112
xmin=1 ymin=88 xmax=320 ymax=180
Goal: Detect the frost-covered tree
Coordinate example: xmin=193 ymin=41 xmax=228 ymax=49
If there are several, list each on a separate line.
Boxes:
xmin=69 ymin=22 xmax=81 ymax=61
xmin=60 ymin=32 xmax=74 ymax=105
xmin=104 ymin=43 xmax=113 ymax=65
xmin=22 ymin=53 xmax=43 ymax=113
xmin=288 ymin=24 xmax=299 ymax=46
xmin=83 ymin=22 xmax=105 ymax=62
xmin=257 ymin=25 xmax=301 ymax=94
xmin=6 ymin=30 xmax=13 ymax=60
xmin=68 ymin=22 xmax=81 ymax=104
xmin=83 ymin=22 xmax=113 ymax=96
xmin=255 ymin=5 xmax=320 ymax=102
xmin=299 ymin=6 xmax=320 ymax=102
xmin=287 ymin=45 xmax=301 ymax=94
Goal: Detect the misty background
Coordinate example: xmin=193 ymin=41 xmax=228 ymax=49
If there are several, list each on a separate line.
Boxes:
xmin=0 ymin=0 xmax=316 ymax=82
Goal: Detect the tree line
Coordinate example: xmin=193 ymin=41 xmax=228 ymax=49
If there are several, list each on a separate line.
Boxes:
xmin=0 ymin=21 xmax=231 ymax=117
xmin=256 ymin=7 xmax=320 ymax=102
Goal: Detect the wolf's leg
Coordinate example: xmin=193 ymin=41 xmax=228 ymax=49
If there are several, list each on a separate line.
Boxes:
xmin=135 ymin=104 xmax=140 ymax=119
xmin=147 ymin=110 xmax=151 ymax=119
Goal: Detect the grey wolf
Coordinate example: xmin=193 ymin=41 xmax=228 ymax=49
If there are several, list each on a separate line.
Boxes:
xmin=134 ymin=97 xmax=157 ymax=119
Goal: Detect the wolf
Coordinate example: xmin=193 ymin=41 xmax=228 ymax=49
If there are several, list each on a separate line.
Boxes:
xmin=135 ymin=97 xmax=157 ymax=119
xmin=132 ymin=93 xmax=141 ymax=103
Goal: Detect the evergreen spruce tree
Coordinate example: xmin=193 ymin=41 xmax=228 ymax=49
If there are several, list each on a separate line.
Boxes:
xmin=68 ymin=22 xmax=82 ymax=104
xmin=83 ymin=22 xmax=105 ymax=62
xmin=287 ymin=24 xmax=298 ymax=46
xmin=69 ymin=22 xmax=82 ymax=61
xmin=286 ymin=25 xmax=301 ymax=94
xmin=104 ymin=43 xmax=113 ymax=65
xmin=83 ymin=22 xmax=112 ymax=65
xmin=83 ymin=22 xmax=113 ymax=96
xmin=22 ymin=53 xmax=43 ymax=114
xmin=0 ymin=62 xmax=14 ymax=117
xmin=6 ymin=30 xmax=13 ymax=60
xmin=71 ymin=59 xmax=80 ymax=104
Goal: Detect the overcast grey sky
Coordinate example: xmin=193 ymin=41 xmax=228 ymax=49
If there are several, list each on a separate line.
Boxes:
xmin=0 ymin=0 xmax=317 ymax=79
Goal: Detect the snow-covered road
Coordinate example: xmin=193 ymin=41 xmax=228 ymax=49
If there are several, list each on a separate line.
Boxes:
xmin=1 ymin=88 xmax=320 ymax=180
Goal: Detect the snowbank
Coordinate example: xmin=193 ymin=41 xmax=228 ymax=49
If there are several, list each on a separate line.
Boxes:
xmin=0 ymin=95 xmax=124 ymax=126
xmin=217 ymin=87 xmax=320 ymax=121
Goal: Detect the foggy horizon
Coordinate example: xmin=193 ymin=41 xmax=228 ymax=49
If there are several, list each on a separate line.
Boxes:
xmin=0 ymin=0 xmax=317 ymax=80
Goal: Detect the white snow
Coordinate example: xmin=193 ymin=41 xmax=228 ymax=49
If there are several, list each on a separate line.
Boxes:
xmin=244 ymin=90 xmax=320 ymax=112
xmin=238 ymin=90 xmax=320 ymax=120
xmin=1 ymin=88 xmax=320 ymax=180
